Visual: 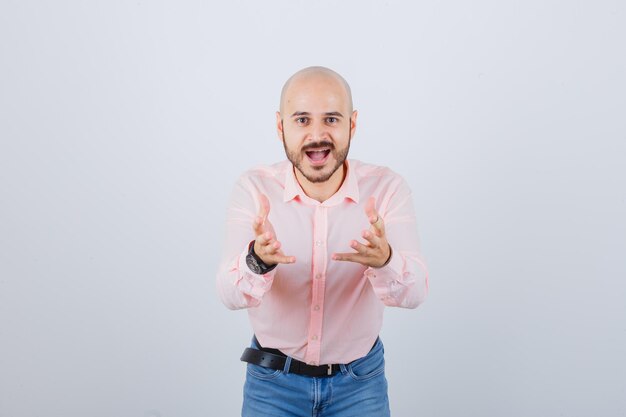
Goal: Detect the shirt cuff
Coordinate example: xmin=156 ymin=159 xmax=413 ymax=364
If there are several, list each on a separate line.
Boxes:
xmin=236 ymin=244 xmax=277 ymax=300
xmin=364 ymin=249 xmax=407 ymax=302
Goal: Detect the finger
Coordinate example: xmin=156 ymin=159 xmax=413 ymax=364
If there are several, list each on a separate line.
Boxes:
xmin=252 ymin=216 xmax=265 ymax=236
xmin=349 ymin=239 xmax=371 ymax=256
xmin=365 ymin=197 xmax=379 ymax=224
xmin=253 ymin=194 xmax=272 ymax=236
xmin=364 ymin=196 xmax=377 ymax=221
xmin=372 ymin=216 xmax=385 ymax=237
xmin=258 ymin=193 xmax=270 ymax=222
xmin=264 ymin=239 xmax=281 ymax=255
xmin=332 ymin=252 xmax=367 ymax=264
xmin=361 ymin=229 xmax=382 ymax=248
xmin=364 ymin=196 xmax=385 ymax=236
xmin=256 ymin=244 xmax=295 ymax=265
xmin=255 ymin=231 xmax=273 ymax=245
xmin=369 ymin=215 xmax=385 ymax=238
xmin=268 ymin=251 xmax=296 ymax=264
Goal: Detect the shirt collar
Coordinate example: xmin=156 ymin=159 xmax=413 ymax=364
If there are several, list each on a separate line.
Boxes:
xmin=283 ymin=159 xmax=360 ymax=205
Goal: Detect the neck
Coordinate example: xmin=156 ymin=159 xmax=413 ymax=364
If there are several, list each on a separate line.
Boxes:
xmin=295 ymin=162 xmax=347 ymax=203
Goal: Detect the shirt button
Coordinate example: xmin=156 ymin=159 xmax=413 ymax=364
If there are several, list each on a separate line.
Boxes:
xmin=311 ymin=361 xmax=318 ymax=366
xmin=313 ymin=305 xmax=320 ymax=311
xmin=315 ymin=273 xmax=322 ymax=279
xmin=311 ymin=335 xmax=318 ymax=341
xmin=315 ymin=240 xmax=323 ymax=246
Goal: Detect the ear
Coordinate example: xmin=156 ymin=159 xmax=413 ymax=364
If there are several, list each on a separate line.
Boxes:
xmin=350 ymin=110 xmax=358 ymax=138
xmin=276 ymin=111 xmax=284 ymax=142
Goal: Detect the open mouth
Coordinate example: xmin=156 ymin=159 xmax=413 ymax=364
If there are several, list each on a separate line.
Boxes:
xmin=305 ymin=149 xmax=331 ymax=165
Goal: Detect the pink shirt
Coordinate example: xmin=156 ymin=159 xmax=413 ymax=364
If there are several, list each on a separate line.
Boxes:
xmin=216 ymin=159 xmax=428 ymax=365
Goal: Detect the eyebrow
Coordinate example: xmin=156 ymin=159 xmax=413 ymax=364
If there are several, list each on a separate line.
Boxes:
xmin=290 ymin=111 xmax=344 ymax=118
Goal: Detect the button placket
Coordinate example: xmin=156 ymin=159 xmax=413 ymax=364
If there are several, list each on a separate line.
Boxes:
xmin=305 ymin=205 xmax=328 ymax=364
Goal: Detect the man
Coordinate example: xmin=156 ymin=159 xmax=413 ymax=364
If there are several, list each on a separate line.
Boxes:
xmin=216 ymin=66 xmax=429 ymax=416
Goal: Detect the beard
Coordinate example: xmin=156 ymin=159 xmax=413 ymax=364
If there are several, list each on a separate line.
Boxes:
xmin=281 ymin=130 xmax=351 ymax=184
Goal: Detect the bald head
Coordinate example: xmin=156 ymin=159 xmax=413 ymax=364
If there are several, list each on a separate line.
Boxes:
xmin=279 ymin=66 xmax=353 ymax=115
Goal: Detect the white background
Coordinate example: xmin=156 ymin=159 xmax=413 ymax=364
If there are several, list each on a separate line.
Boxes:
xmin=1 ymin=1 xmax=625 ymax=416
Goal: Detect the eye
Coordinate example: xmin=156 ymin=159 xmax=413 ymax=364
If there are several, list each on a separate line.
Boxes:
xmin=326 ymin=117 xmax=338 ymax=124
xmin=295 ymin=117 xmax=309 ymax=125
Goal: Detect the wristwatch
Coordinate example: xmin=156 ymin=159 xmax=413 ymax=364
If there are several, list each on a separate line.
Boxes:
xmin=245 ymin=240 xmax=278 ymax=275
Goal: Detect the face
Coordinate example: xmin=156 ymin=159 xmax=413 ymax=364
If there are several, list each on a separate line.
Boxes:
xmin=277 ymin=76 xmax=357 ymax=184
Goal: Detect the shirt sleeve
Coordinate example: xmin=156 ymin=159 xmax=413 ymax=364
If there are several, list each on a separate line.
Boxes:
xmin=364 ymin=178 xmax=429 ymax=308
xmin=216 ymin=174 xmax=277 ymax=310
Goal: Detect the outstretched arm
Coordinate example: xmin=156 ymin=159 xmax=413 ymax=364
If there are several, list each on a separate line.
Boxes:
xmin=216 ymin=176 xmax=295 ymax=310
xmin=332 ymin=180 xmax=429 ymax=308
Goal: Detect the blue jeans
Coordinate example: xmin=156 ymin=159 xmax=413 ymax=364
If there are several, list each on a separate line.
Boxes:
xmin=242 ymin=336 xmax=390 ymax=417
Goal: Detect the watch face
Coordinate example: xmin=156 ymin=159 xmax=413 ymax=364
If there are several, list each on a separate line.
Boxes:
xmin=246 ymin=253 xmax=263 ymax=274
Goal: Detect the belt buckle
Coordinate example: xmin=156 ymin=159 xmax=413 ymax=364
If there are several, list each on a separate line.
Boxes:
xmin=327 ymin=364 xmax=332 ymax=376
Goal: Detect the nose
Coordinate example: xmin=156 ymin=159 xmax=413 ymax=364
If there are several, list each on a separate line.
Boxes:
xmin=308 ymin=120 xmax=329 ymax=142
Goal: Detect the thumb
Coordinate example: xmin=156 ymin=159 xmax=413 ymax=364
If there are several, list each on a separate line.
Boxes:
xmin=365 ymin=196 xmax=385 ymax=236
xmin=364 ymin=196 xmax=378 ymax=223
xmin=258 ymin=193 xmax=270 ymax=222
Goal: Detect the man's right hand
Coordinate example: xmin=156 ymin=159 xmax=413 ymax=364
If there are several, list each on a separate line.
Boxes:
xmin=252 ymin=194 xmax=296 ymax=266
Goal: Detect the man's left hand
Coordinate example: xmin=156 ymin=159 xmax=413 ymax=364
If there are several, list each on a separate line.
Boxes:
xmin=332 ymin=196 xmax=392 ymax=268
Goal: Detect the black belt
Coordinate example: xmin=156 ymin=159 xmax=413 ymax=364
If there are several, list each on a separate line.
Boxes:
xmin=240 ymin=335 xmax=377 ymax=378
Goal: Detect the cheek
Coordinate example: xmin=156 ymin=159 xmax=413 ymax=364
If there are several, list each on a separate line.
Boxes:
xmin=283 ymin=139 xmax=304 ymax=157
xmin=332 ymin=134 xmax=350 ymax=148
xmin=285 ymin=140 xmax=303 ymax=153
